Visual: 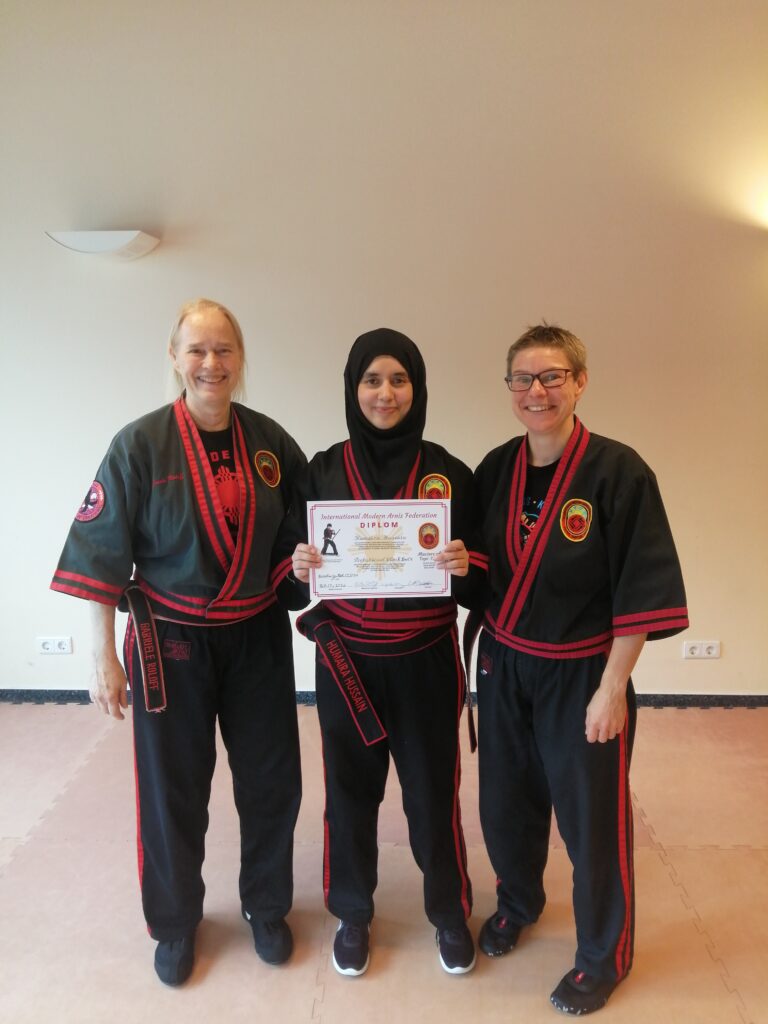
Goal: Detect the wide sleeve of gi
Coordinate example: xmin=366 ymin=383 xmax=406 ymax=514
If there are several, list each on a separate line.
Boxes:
xmin=444 ymin=453 xmax=486 ymax=609
xmin=271 ymin=456 xmax=314 ymax=611
xmin=50 ymin=427 xmax=148 ymax=606
xmin=461 ymin=448 xmax=503 ymax=613
xmin=602 ymin=447 xmax=688 ymax=641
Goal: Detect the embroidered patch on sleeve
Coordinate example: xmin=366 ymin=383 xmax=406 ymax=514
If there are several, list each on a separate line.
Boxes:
xmin=75 ymin=481 xmax=105 ymax=522
xmin=254 ymin=450 xmax=281 ymax=487
xmin=560 ymin=499 xmax=592 ymax=542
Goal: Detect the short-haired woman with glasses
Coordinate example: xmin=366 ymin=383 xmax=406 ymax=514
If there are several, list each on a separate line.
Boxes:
xmin=468 ymin=324 xmax=688 ymax=1015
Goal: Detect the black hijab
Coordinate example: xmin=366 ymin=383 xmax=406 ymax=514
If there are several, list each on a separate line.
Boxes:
xmin=343 ymin=328 xmax=428 ymax=498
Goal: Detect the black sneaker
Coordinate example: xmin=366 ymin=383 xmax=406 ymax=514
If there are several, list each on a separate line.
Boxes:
xmin=550 ymin=969 xmax=618 ymax=1015
xmin=332 ymin=921 xmax=370 ymax=976
xmin=478 ymin=913 xmax=521 ymax=957
xmin=154 ymin=933 xmax=195 ymax=986
xmin=243 ymin=910 xmax=293 ymax=965
xmin=436 ymin=924 xmax=476 ymax=974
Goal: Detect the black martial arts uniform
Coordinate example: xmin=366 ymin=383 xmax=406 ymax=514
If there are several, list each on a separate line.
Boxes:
xmin=321 ymin=525 xmax=338 ymax=556
xmin=470 ymin=418 xmax=687 ymax=982
xmin=274 ymin=330 xmax=474 ymax=930
xmin=52 ymin=397 xmax=306 ymax=940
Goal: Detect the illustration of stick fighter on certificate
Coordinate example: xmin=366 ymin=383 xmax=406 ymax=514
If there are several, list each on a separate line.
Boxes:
xmin=306 ymin=499 xmax=451 ymax=599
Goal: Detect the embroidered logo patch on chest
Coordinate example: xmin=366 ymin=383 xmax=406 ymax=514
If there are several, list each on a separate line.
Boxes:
xmin=254 ymin=450 xmax=281 ymax=487
xmin=560 ymin=499 xmax=592 ymax=542
xmin=75 ymin=481 xmax=105 ymax=522
xmin=418 ymin=473 xmax=450 ymax=499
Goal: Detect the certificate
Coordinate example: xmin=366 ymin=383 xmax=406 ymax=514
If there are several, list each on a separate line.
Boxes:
xmin=307 ymin=499 xmax=451 ymax=599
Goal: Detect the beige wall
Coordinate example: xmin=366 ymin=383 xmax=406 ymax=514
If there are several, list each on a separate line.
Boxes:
xmin=2 ymin=0 xmax=766 ymax=695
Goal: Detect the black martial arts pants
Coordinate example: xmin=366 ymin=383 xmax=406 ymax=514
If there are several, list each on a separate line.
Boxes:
xmin=125 ymin=603 xmax=302 ymax=942
xmin=315 ymin=628 xmax=472 ymax=930
xmin=477 ymin=631 xmax=636 ymax=983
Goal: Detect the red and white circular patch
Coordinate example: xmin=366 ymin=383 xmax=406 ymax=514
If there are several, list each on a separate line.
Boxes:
xmin=75 ymin=481 xmax=106 ymax=522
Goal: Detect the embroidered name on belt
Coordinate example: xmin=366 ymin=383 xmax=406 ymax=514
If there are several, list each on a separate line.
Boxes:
xmin=314 ymin=621 xmax=387 ymax=746
xmin=418 ymin=473 xmax=451 ymax=499
xmin=123 ymin=587 xmax=167 ymax=713
xmin=254 ymin=450 xmax=281 ymax=487
xmin=560 ymin=499 xmax=592 ymax=542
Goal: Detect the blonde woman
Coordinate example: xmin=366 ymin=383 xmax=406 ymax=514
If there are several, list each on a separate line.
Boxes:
xmin=52 ymin=300 xmax=306 ymax=985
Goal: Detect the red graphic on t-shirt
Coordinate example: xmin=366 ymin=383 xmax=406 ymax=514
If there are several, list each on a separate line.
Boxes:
xmin=214 ymin=466 xmax=240 ymax=525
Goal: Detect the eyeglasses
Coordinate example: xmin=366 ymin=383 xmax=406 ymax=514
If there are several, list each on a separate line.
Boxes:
xmin=504 ymin=369 xmax=574 ymax=392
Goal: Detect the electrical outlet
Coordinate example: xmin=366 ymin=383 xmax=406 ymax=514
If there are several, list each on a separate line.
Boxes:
xmin=683 ymin=640 xmax=721 ymax=659
xmin=37 ymin=636 xmax=73 ymax=655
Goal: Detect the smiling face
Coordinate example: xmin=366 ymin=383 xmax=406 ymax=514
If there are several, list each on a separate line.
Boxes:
xmin=509 ymin=345 xmax=587 ymax=447
xmin=170 ymin=307 xmax=243 ymax=423
xmin=357 ymin=355 xmax=414 ymax=430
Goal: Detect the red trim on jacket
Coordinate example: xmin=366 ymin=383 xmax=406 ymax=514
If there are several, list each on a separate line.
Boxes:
xmin=51 ymin=570 xmax=124 ymax=605
xmin=468 ymin=551 xmax=489 ymax=570
xmin=135 ymin=575 xmax=275 ymax=623
xmin=271 ymin=556 xmax=294 ymax=589
xmin=342 ymin=441 xmax=422 ymax=501
xmin=497 ymin=420 xmax=591 ymax=633
xmin=343 ymin=441 xmax=371 ymax=500
xmin=50 ymin=580 xmax=120 ymax=606
xmin=612 ymin=607 xmax=689 ymax=637
xmin=169 ymin=400 xmax=279 ymax=623
xmin=53 ymin=570 xmax=123 ymax=596
xmin=174 ymin=399 xmax=232 ymax=573
xmin=613 ymin=607 xmax=687 ymax=625
xmin=506 ymin=445 xmax=525 ymax=567
xmin=323 ymin=598 xmax=457 ymax=634
xmin=613 ymin=618 xmax=689 ymax=638
xmin=218 ymin=412 xmax=257 ymax=601
xmin=485 ymin=613 xmax=614 ymax=660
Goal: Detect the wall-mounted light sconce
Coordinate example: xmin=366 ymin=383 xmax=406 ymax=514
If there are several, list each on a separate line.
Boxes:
xmin=45 ymin=230 xmax=160 ymax=260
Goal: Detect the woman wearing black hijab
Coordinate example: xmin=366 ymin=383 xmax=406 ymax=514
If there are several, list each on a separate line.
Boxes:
xmin=277 ymin=329 xmax=476 ymax=977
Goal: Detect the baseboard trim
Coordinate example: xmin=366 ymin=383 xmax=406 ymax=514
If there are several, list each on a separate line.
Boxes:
xmin=1 ymin=690 xmax=766 ymax=708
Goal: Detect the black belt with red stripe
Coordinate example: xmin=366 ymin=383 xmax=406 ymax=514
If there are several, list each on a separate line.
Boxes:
xmin=298 ymin=601 xmax=457 ymax=746
xmin=123 ymin=585 xmax=167 ymax=713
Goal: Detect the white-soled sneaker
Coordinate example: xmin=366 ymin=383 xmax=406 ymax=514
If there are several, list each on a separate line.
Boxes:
xmin=436 ymin=924 xmax=476 ymax=974
xmin=332 ymin=921 xmax=370 ymax=976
